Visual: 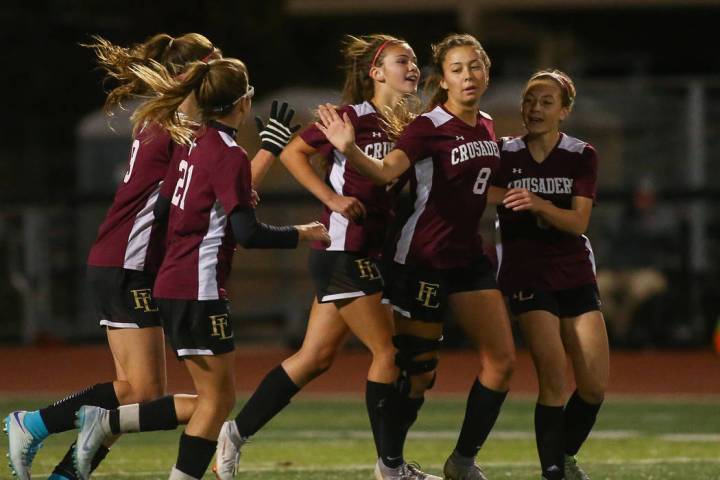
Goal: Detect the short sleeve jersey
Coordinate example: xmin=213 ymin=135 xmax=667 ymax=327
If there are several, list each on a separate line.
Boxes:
xmin=391 ymin=105 xmax=500 ymax=269
xmin=300 ymin=101 xmax=397 ymax=258
xmin=153 ymin=122 xmax=253 ymax=301
xmin=87 ymin=122 xmax=174 ymax=273
xmin=493 ymin=133 xmax=599 ymax=291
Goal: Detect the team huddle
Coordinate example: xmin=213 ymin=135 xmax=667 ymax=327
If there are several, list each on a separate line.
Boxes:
xmin=4 ymin=31 xmax=609 ymax=480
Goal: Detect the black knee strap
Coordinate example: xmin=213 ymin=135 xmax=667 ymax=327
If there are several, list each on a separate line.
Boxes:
xmin=392 ymin=334 xmax=442 ymax=375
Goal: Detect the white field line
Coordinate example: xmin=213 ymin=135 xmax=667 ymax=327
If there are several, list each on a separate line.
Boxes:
xmin=251 ymin=429 xmax=718 ymax=442
xmin=33 ymin=457 xmax=720 ymax=477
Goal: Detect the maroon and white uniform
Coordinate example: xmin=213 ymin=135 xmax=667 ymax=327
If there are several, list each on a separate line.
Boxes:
xmin=87 ymin=122 xmax=173 ymax=273
xmin=300 ymin=101 xmax=396 ymax=258
xmin=493 ymin=133 xmax=599 ymax=293
xmin=392 ymin=105 xmax=500 ymax=269
xmin=154 ymin=122 xmax=253 ymax=301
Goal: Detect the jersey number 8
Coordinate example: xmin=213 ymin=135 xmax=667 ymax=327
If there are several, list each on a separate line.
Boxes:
xmin=473 ymin=167 xmax=492 ymax=195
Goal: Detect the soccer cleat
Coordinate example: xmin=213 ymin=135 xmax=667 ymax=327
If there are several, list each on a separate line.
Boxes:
xmin=213 ymin=421 xmax=247 ymax=479
xmin=5 ymin=411 xmax=45 ymax=480
xmin=564 ymin=455 xmax=590 ymax=480
xmin=442 ymin=452 xmax=489 ymax=480
xmin=48 ymin=474 xmax=73 ymax=480
xmin=73 ymin=406 xmax=112 ymax=480
xmin=374 ymin=459 xmax=442 ymax=480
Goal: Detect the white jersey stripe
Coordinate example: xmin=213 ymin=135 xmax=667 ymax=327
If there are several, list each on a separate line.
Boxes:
xmin=198 ymin=201 xmax=227 ymax=300
xmin=327 ymin=150 xmax=349 ymax=251
xmin=123 ymin=182 xmax=162 ymax=270
xmin=394 ymin=157 xmax=434 ymax=264
xmin=582 ymin=234 xmax=597 ymax=275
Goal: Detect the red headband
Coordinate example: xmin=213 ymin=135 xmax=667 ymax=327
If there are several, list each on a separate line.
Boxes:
xmin=200 ymin=47 xmax=217 ymax=63
xmin=369 ymin=41 xmax=392 ymax=75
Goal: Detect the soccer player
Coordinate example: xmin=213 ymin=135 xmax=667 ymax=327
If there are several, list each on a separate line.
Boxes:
xmin=72 ymin=57 xmax=329 ymax=480
xmin=316 ymin=33 xmax=515 ymax=480
xmin=213 ymin=34 xmax=438 ymax=480
xmin=3 ymin=32 xmax=223 ymax=480
xmin=493 ymin=69 xmax=608 ymax=480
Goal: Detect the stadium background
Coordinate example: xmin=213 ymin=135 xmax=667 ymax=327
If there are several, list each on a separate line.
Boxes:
xmin=0 ymin=2 xmax=719 ymax=479
xmin=1 ymin=0 xmax=718 ymax=348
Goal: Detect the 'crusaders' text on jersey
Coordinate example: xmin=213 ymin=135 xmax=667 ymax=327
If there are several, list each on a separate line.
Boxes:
xmin=153 ymin=122 xmax=253 ymax=301
xmin=392 ymin=105 xmax=499 ymax=269
xmin=300 ymin=101 xmax=398 ymax=258
xmin=493 ymin=133 xmax=599 ymax=292
xmin=87 ymin=122 xmax=173 ymax=273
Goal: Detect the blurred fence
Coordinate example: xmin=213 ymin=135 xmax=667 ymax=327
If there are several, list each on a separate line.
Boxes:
xmin=0 ymin=76 xmax=718 ymax=348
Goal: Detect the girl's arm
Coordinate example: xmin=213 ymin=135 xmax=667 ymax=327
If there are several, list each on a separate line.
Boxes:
xmin=503 ymin=188 xmax=593 ymax=235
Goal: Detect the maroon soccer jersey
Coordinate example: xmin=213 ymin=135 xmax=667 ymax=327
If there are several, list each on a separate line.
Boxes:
xmin=87 ymin=122 xmax=174 ymax=273
xmin=493 ymin=133 xmax=599 ymax=292
xmin=391 ymin=105 xmax=499 ymax=269
xmin=153 ymin=122 xmax=253 ymax=300
xmin=300 ymin=101 xmax=396 ymax=258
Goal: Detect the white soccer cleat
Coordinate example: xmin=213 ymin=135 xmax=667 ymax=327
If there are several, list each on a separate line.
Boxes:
xmin=5 ymin=411 xmax=44 ymax=480
xmin=564 ymin=455 xmax=590 ymax=480
xmin=73 ymin=406 xmax=112 ymax=480
xmin=213 ymin=421 xmax=246 ymax=479
xmin=374 ymin=459 xmax=442 ymax=480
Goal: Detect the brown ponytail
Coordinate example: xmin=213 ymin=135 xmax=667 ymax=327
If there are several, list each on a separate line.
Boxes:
xmin=83 ymin=32 xmax=219 ymax=114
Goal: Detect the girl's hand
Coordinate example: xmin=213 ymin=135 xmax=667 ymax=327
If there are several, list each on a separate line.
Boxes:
xmin=503 ymin=188 xmax=548 ymax=212
xmin=326 ymin=194 xmax=366 ymax=222
xmin=315 ymin=103 xmax=356 ymax=154
xmin=296 ymin=221 xmax=331 ymax=246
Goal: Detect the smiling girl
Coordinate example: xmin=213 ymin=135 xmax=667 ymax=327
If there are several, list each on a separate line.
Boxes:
xmin=493 ymin=69 xmax=607 ymax=480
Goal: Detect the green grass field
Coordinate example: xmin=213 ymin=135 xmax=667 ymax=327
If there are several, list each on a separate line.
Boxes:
xmin=2 ymin=396 xmax=718 ymax=479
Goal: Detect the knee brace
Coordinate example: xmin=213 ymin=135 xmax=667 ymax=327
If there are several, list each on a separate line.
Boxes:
xmin=392 ymin=334 xmax=442 ymax=395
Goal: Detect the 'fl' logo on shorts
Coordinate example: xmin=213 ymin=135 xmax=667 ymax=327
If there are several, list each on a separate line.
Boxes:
xmin=416 ymin=281 xmax=440 ymax=309
xmin=209 ymin=314 xmax=233 ymax=340
xmin=355 ymin=258 xmax=381 ymax=280
xmin=131 ymin=288 xmax=159 ymax=313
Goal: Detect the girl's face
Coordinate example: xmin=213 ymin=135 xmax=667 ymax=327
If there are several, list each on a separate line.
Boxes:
xmin=373 ymin=43 xmax=420 ymax=95
xmin=440 ymin=45 xmax=488 ymax=107
xmin=521 ymin=80 xmax=569 ymax=135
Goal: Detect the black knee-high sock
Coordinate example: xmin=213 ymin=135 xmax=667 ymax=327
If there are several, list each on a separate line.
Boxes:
xmin=174 ymin=432 xmax=217 ymax=479
xmin=454 ymin=379 xmax=508 ymax=458
xmin=535 ymin=403 xmax=565 ymax=480
xmin=398 ymin=395 xmax=424 ymax=447
xmin=234 ymin=365 xmax=300 ymax=437
xmin=564 ymin=390 xmax=602 ymax=456
xmin=52 ymin=442 xmax=110 ymax=479
xmin=40 ymin=383 xmax=119 ymax=434
xmin=366 ymin=381 xmax=414 ymax=469
xmin=107 ymin=395 xmax=178 ymax=434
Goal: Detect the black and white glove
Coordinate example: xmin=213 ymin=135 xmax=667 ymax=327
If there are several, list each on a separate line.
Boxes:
xmin=255 ymin=100 xmax=301 ymax=156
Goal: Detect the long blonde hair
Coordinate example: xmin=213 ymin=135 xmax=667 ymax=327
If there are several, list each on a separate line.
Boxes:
xmin=129 ymin=58 xmax=249 ymax=145
xmin=83 ymin=33 xmax=220 ymax=114
xmin=424 ymin=33 xmax=491 ymax=109
xmin=340 ymin=34 xmax=419 ymax=140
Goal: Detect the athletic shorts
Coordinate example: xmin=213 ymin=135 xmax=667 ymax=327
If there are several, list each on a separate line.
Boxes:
xmin=382 ymin=256 xmax=498 ymax=323
xmin=507 ymin=283 xmax=601 ymax=318
xmin=156 ymin=298 xmax=235 ymax=358
xmin=87 ymin=266 xmax=161 ymax=329
xmin=308 ymin=249 xmax=384 ymax=303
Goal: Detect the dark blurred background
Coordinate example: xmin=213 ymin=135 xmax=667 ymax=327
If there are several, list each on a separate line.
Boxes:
xmin=1 ymin=0 xmax=718 ymax=350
